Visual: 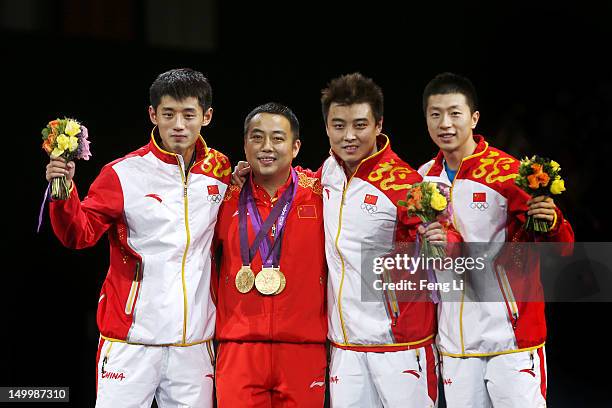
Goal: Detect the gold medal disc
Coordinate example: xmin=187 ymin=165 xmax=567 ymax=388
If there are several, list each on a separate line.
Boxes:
xmin=235 ymin=265 xmax=255 ymax=293
xmin=255 ymin=267 xmax=281 ymax=295
xmin=274 ymin=268 xmax=286 ymax=295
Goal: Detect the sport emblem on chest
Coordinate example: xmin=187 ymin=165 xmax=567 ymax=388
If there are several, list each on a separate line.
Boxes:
xmin=470 ymin=192 xmax=489 ymax=211
xmin=361 ymin=194 xmax=379 ymax=214
xmin=207 ymin=185 xmax=222 ymax=204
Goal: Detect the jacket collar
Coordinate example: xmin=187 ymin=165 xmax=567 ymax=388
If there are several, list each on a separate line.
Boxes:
xmin=331 ymin=134 xmax=392 ymax=179
xmin=427 ymin=134 xmax=489 ymax=177
xmin=249 ymin=167 xmax=294 ymax=205
xmin=148 ymin=126 xmax=209 ymax=166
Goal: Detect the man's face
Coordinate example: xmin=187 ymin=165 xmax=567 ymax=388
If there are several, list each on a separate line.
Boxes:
xmin=148 ymin=95 xmax=212 ymax=157
xmin=244 ymin=113 xmax=301 ymax=179
xmin=326 ymin=102 xmax=382 ymax=170
xmin=425 ymin=93 xmax=479 ymax=154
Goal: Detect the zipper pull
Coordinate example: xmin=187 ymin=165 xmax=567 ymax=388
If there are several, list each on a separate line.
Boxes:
xmin=513 ymin=313 xmax=519 ymax=329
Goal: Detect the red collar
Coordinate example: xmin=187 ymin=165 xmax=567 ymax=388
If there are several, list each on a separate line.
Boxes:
xmin=428 ymin=134 xmax=489 ymax=175
xmin=148 ymin=126 xmax=209 ymax=166
xmin=331 ymin=134 xmax=392 ymax=178
xmin=250 ymin=168 xmax=294 ymax=204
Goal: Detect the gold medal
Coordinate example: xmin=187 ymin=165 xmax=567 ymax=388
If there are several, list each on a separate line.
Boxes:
xmin=255 ymin=267 xmax=281 ymax=295
xmin=235 ymin=265 xmax=255 ymax=293
xmin=274 ymin=268 xmax=286 ymax=295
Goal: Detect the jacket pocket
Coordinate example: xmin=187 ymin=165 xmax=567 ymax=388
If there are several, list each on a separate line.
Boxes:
xmin=124 ymin=261 xmax=141 ymax=315
xmin=496 ymin=264 xmax=519 ymax=328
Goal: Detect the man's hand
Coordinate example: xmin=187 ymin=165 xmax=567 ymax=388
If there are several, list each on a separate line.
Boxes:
xmin=527 ymin=195 xmax=556 ymax=224
xmin=232 ymin=161 xmax=251 ymax=187
xmin=46 ymin=157 xmax=75 ymax=188
xmin=417 ymin=221 xmax=447 ymax=245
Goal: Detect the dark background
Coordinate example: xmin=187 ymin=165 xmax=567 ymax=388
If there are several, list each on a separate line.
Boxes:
xmin=2 ymin=0 xmax=611 ymax=406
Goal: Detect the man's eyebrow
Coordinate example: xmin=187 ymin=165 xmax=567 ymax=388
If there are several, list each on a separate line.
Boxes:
xmin=161 ymin=107 xmax=197 ymax=112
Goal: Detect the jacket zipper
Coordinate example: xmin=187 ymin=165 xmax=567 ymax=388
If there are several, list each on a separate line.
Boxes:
xmin=178 ymin=157 xmax=192 ymax=345
xmin=438 ymin=144 xmax=489 ymax=354
xmin=334 ymin=180 xmax=350 ymax=344
xmin=333 ymin=140 xmax=390 ymax=345
xmin=448 ymin=162 xmax=466 ymax=354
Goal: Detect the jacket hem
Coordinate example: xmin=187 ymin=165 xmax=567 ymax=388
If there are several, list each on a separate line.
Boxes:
xmin=100 ymin=334 xmax=213 ymax=347
xmin=440 ymin=342 xmax=545 ymax=357
xmin=331 ymin=334 xmax=434 ymax=352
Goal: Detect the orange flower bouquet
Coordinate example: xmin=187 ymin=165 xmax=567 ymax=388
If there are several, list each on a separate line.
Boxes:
xmin=515 ymin=155 xmax=565 ymax=232
xmin=398 ymin=182 xmax=450 ymax=258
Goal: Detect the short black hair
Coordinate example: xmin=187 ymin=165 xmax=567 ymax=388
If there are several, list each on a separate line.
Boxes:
xmin=422 ymin=72 xmax=478 ymax=114
xmin=321 ymin=72 xmax=384 ymax=124
xmin=149 ymin=68 xmax=212 ymax=112
xmin=244 ymin=102 xmax=300 ymax=140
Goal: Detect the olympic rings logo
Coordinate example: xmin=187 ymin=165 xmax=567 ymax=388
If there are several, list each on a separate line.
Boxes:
xmin=470 ymin=202 xmax=489 ymax=211
xmin=207 ymin=194 xmax=222 ymax=204
xmin=360 ymin=203 xmax=378 ymax=214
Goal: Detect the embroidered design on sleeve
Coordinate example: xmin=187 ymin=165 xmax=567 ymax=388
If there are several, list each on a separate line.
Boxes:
xmin=368 ymin=159 xmax=414 ymax=191
xmin=297 ymin=172 xmax=323 ymax=195
xmin=200 ymin=150 xmax=231 ymax=178
xmin=472 ymin=151 xmax=517 ymax=184
xmin=223 ymin=184 xmax=241 ymax=202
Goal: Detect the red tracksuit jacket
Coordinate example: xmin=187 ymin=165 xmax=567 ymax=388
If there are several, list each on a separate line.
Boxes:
xmin=214 ymin=168 xmax=327 ymax=343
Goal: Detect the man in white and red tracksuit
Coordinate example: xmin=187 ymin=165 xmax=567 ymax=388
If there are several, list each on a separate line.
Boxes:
xmin=419 ymin=72 xmax=575 ymax=408
xmin=214 ymin=103 xmax=327 ymax=407
xmin=319 ymin=73 xmax=455 ymax=408
xmin=45 ymin=68 xmax=230 ymax=407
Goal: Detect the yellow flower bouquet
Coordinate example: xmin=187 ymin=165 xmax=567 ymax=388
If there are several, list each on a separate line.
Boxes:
xmin=41 ymin=118 xmax=91 ymax=200
xmin=398 ymin=181 xmax=450 ymax=259
xmin=515 ymin=155 xmax=565 ymax=232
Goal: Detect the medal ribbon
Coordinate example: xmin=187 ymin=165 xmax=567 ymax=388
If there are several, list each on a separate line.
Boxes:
xmin=238 ymin=168 xmax=298 ymax=268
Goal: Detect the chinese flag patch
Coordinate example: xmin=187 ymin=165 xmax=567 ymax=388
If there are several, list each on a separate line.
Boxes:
xmin=207 ymin=185 xmax=220 ymax=195
xmin=473 ymin=192 xmax=486 ymax=202
xmin=298 ymin=205 xmax=317 ymax=219
xmin=364 ymin=194 xmax=378 ymax=205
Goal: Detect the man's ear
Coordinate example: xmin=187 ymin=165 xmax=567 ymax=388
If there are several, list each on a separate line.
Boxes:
xmin=471 ymin=111 xmax=480 ymax=129
xmin=376 ymin=116 xmax=384 ymax=134
xmin=202 ymin=107 xmax=213 ymax=126
xmin=292 ymin=139 xmax=302 ymax=159
xmin=148 ymin=106 xmax=157 ymax=125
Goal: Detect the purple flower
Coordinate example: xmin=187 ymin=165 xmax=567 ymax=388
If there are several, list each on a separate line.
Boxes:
xmin=76 ymin=125 xmax=92 ymax=160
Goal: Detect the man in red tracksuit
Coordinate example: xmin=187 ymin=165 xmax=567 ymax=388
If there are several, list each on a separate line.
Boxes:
xmin=214 ymin=102 xmax=327 ymax=407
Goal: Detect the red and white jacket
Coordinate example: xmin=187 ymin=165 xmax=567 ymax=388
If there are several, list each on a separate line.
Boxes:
xmin=322 ymin=135 xmax=437 ymax=351
xmin=419 ymin=135 xmax=574 ymax=356
xmin=50 ymin=130 xmax=231 ymax=346
xmin=214 ymin=170 xmax=327 ymax=343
